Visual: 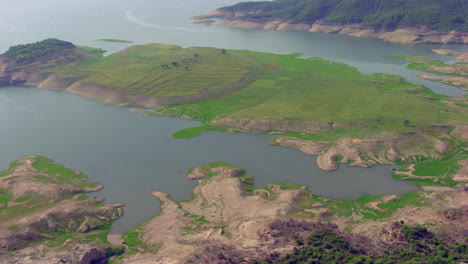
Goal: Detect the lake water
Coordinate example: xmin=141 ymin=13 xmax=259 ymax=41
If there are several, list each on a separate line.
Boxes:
xmin=0 ymin=0 xmax=465 ymax=232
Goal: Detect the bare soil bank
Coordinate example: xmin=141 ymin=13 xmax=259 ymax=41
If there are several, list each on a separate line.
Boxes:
xmin=0 ymin=156 xmax=124 ymax=264
xmin=115 ymin=162 xmax=468 ymax=263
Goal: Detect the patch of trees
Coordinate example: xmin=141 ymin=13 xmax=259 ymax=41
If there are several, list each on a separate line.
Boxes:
xmin=219 ymin=0 xmax=468 ymax=31
xmin=255 ymin=224 xmax=467 ymax=264
xmin=2 ymin=38 xmax=76 ymax=63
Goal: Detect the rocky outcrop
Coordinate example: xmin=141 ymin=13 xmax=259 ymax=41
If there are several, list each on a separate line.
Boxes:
xmin=0 ymin=156 xmax=123 ymax=262
xmin=201 ymin=11 xmax=468 ymax=44
xmin=351 ymin=185 xmax=468 ymax=243
xmin=271 ymin=131 xmax=452 ymax=171
xmin=0 ymin=244 xmax=108 ymax=264
xmin=416 ymin=74 xmax=468 ymax=91
xmin=37 ymin=74 xmax=74 ymax=90
xmin=0 ymin=156 xmax=102 ymax=202
xmin=432 ymin=49 xmax=468 ymax=62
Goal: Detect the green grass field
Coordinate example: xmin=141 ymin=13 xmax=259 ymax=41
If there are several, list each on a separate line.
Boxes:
xmin=11 ymin=41 xmax=465 ymax=137
xmin=29 ymin=42 xmax=465 ymax=136
xmin=160 ymin=50 xmax=465 ymax=135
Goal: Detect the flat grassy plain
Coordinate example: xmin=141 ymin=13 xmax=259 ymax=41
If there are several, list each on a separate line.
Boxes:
xmin=159 ymin=50 xmax=466 ymax=135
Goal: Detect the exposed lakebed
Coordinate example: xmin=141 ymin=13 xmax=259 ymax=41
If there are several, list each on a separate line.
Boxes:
xmin=0 ymin=86 xmax=417 ymax=232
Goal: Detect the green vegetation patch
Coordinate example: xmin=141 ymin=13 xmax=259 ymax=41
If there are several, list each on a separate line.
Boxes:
xmin=187 ymin=161 xmax=243 ymax=177
xmin=96 ymin=39 xmax=133 ymax=43
xmin=53 ymin=43 xmax=256 ymax=98
xmin=297 ymin=191 xmax=425 ymax=221
xmin=412 ymin=159 xmax=461 ymax=177
xmin=159 ymin=50 xmax=464 ymax=135
xmin=0 ymin=156 xmax=120 ymax=255
xmin=172 ymin=125 xmax=209 ymax=139
xmin=275 ymin=182 xmax=304 ymax=190
xmin=182 ymin=214 xmax=211 ymax=234
xmin=2 ymin=38 xmax=75 ymax=63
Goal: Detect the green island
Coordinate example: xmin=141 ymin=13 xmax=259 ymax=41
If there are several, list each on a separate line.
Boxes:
xmin=0 ymin=39 xmax=467 ymax=263
xmin=96 ymin=39 xmax=134 ymax=43
xmin=195 ymin=0 xmax=468 ymax=44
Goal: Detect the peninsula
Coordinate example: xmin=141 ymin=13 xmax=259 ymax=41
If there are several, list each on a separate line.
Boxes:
xmin=0 ymin=39 xmax=467 ymax=173
xmin=0 ymin=156 xmax=124 ymax=263
xmin=114 ymin=162 xmax=467 ymax=263
xmin=195 ymin=0 xmax=468 ymax=44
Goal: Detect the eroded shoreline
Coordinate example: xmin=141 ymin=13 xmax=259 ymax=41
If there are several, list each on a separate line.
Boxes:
xmin=196 ymin=10 xmax=468 ymax=45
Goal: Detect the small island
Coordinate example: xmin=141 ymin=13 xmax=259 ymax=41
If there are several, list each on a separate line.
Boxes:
xmin=96 ymin=39 xmax=134 ymax=43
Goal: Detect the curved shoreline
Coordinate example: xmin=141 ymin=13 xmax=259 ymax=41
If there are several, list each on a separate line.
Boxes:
xmin=198 ymin=10 xmax=468 ymax=45
xmin=0 ymin=53 xmax=261 ymax=109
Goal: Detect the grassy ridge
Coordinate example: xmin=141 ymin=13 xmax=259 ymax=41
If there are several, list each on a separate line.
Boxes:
xmin=53 ymin=44 xmax=253 ymax=98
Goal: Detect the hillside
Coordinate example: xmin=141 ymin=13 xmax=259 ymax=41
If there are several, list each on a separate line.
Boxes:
xmin=0 ymin=40 xmax=467 ymax=263
xmin=218 ymin=0 xmax=468 ymax=31
xmin=0 ymin=156 xmax=124 ymax=263
xmin=199 ymin=0 xmax=468 ymax=44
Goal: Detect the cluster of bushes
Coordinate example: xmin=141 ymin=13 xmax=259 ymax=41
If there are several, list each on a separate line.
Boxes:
xmin=220 ymin=0 xmax=468 ymax=31
xmin=2 ymin=38 xmax=75 ymax=63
